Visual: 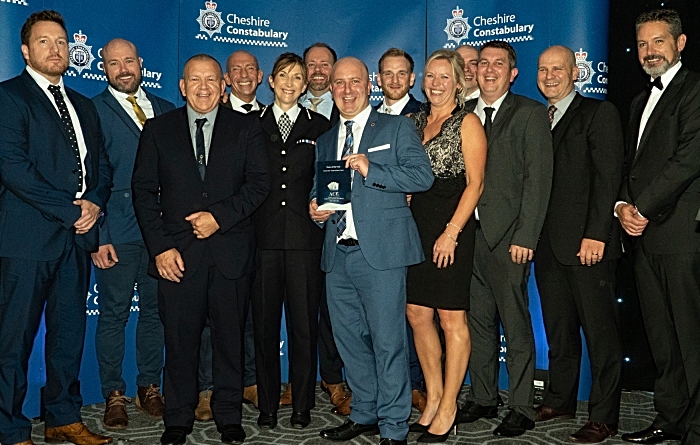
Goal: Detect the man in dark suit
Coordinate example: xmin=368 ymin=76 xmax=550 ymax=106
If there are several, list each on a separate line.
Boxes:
xmin=461 ymin=40 xmax=553 ymax=437
xmin=310 ymin=57 xmax=433 ymax=445
xmin=456 ymin=45 xmax=480 ymax=101
xmin=615 ymin=9 xmax=700 ymax=445
xmin=131 ymin=54 xmax=269 ymax=445
xmin=534 ymin=45 xmax=624 ymax=444
xmin=0 ymin=10 xmax=113 ymax=445
xmin=92 ymin=38 xmax=175 ymax=429
xmin=374 ymin=46 xmax=426 ymax=413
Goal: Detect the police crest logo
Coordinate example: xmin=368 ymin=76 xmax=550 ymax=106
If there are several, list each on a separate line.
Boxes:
xmin=444 ymin=6 xmax=471 ymax=45
xmin=69 ymin=30 xmax=95 ymax=74
xmin=196 ymin=0 xmax=224 ymax=38
xmin=574 ymin=48 xmax=595 ymax=90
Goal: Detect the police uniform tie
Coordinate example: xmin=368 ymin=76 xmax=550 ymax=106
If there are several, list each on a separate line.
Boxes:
xmin=336 ymin=120 xmax=354 ymax=237
xmin=48 ymin=84 xmax=83 ymax=192
xmin=126 ymin=95 xmax=148 ymax=126
xmin=195 ymin=118 xmax=207 ymax=180
xmin=278 ymin=112 xmax=292 ymax=143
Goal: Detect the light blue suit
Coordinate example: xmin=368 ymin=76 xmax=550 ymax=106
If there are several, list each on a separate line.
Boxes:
xmin=312 ymin=107 xmax=433 ymax=440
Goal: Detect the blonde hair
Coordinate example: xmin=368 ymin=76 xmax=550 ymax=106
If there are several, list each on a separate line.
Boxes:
xmin=423 ymin=49 xmax=468 ymax=107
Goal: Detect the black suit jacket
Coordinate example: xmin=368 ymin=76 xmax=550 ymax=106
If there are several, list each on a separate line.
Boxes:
xmin=542 ymin=93 xmax=624 ymax=265
xmin=619 ymin=67 xmax=700 ymax=254
xmin=465 ymin=92 xmax=553 ymax=251
xmin=252 ymin=106 xmax=330 ymax=250
xmin=373 ymin=93 xmax=423 ymax=116
xmin=0 ymin=70 xmax=113 ymax=259
xmin=131 ymin=106 xmax=270 ymax=280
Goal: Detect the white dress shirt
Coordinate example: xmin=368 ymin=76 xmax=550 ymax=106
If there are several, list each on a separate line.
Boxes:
xmin=272 ymin=103 xmax=300 ymax=125
xmin=378 ymin=94 xmax=410 ymax=115
xmin=465 ymin=89 xmax=481 ymax=101
xmin=300 ymin=90 xmax=333 ymax=119
xmin=336 ymin=104 xmax=372 ymax=241
xmin=26 ymin=65 xmax=87 ymax=197
xmin=108 ymin=86 xmax=155 ymax=129
xmin=229 ymin=94 xmax=260 ymax=114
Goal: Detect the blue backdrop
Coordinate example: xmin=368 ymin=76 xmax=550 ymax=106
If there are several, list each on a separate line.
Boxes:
xmin=0 ymin=0 xmax=609 ymax=419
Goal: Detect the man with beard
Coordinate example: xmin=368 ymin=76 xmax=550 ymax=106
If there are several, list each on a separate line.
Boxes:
xmin=300 ymin=43 xmax=340 ymax=124
xmin=616 ymin=9 xmax=700 ymax=445
xmin=92 ymin=38 xmax=175 ymax=430
xmin=456 ymin=45 xmax=480 ymax=101
xmin=0 ymin=10 xmax=113 ymax=445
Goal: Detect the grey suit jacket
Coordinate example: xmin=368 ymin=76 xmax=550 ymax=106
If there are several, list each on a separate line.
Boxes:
xmin=465 ymin=92 xmax=553 ymax=251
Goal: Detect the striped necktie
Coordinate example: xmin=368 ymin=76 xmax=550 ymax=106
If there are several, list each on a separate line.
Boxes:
xmin=336 ymin=120 xmax=354 ymax=237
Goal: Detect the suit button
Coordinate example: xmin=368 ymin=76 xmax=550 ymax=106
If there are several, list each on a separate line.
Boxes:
xmin=281 ymin=150 xmax=286 ymax=155
xmin=281 ymin=184 xmax=286 ymax=189
xmin=281 ymin=201 xmax=286 ymax=206
xmin=202 ymin=192 xmax=208 ymax=198
xmin=631 ymin=176 xmax=636 ymax=180
xmin=124 ymin=192 xmax=129 ymax=197
xmin=282 ymin=167 xmax=287 ymax=172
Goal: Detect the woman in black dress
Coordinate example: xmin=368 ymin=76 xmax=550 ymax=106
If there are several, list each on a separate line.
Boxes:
xmin=251 ymin=53 xmax=331 ymax=430
xmin=406 ymin=49 xmax=487 ymax=442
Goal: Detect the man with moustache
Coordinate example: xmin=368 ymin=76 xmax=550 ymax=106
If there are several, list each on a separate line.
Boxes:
xmin=456 ymin=45 xmax=480 ymax=100
xmin=92 ymin=38 xmax=175 ymax=429
xmin=132 ymin=54 xmax=269 ymax=445
xmin=300 ymin=43 xmax=340 ymax=124
xmin=310 ymin=56 xmax=433 ymax=445
xmin=616 ymin=9 xmax=700 ymax=445
xmin=0 ymin=10 xmax=113 ymax=445
xmin=534 ymin=45 xmax=624 ymax=444
xmin=460 ymin=40 xmax=552 ymax=437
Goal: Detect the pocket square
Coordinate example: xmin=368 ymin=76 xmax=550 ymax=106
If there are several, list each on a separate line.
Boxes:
xmin=368 ymin=143 xmax=390 ymax=152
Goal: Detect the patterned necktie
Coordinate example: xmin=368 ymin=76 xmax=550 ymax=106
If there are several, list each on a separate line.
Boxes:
xmin=241 ymin=103 xmax=253 ymax=113
xmin=336 ymin=120 xmax=354 ymax=237
xmin=309 ymin=97 xmax=323 ymax=112
xmin=126 ymin=95 xmax=147 ymax=126
xmin=548 ymin=105 xmax=557 ymax=126
xmin=483 ymin=107 xmax=494 ymax=138
xmin=195 ymin=118 xmax=207 ymax=180
xmin=278 ymin=113 xmax=292 ymax=143
xmin=48 ymin=84 xmax=83 ymax=192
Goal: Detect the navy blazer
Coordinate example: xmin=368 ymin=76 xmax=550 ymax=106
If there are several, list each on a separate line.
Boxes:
xmin=92 ymin=88 xmax=175 ymax=246
xmin=0 ymin=70 xmax=113 ymax=259
xmin=373 ymin=93 xmax=423 ymax=116
xmin=311 ymin=107 xmax=434 ymax=272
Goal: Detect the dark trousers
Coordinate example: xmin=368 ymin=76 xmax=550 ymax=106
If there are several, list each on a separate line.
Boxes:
xmin=252 ymin=249 xmax=322 ymax=414
xmin=94 ymin=240 xmax=163 ymax=398
xmin=318 ymin=285 xmax=345 ymax=384
xmin=468 ymin=228 xmax=535 ymax=420
xmin=0 ymin=242 xmax=89 ymax=445
xmin=160 ymin=248 xmax=251 ymax=429
xmin=534 ymin=234 xmax=622 ymax=423
xmin=326 ymin=245 xmax=411 ymax=441
xmin=634 ymin=245 xmax=700 ymax=437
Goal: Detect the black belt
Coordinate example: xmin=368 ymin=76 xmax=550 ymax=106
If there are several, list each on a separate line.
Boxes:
xmin=337 ymin=238 xmax=359 ymax=246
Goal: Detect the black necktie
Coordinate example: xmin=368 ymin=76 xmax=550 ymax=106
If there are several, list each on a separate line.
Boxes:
xmin=48 ymin=84 xmax=83 ymax=192
xmin=195 ymin=118 xmax=207 ymax=180
xmin=483 ymin=107 xmax=494 ymax=138
xmin=241 ymin=103 xmax=253 ymax=113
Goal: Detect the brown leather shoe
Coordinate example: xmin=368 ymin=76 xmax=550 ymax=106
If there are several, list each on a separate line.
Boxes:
xmin=45 ymin=422 xmax=112 ymax=445
xmin=194 ymin=390 xmax=213 ymax=421
xmin=569 ymin=421 xmax=618 ymax=443
xmin=135 ymin=384 xmax=165 ymax=418
xmin=243 ymin=385 xmax=259 ymax=409
xmin=279 ymin=384 xmax=292 ymax=406
xmin=321 ymin=380 xmax=352 ymax=416
xmin=411 ymin=389 xmax=427 ymax=413
xmin=536 ymin=404 xmax=575 ymax=422
xmin=103 ymin=390 xmax=130 ymax=429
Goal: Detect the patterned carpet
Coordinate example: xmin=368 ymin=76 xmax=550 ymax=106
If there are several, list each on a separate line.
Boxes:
xmin=26 ymin=387 xmax=660 ymax=444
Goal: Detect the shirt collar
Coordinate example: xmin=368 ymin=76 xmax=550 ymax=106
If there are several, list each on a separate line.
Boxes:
xmin=187 ymin=104 xmax=219 ymax=129
xmin=465 ymin=89 xmax=481 ymax=101
xmin=652 ymin=60 xmax=683 ymax=91
xmin=301 ymin=90 xmax=332 ymax=103
xmin=549 ymin=88 xmax=577 ymax=115
xmin=26 ymin=65 xmax=64 ymax=91
xmin=476 ymin=91 xmax=508 ymax=116
xmin=108 ymin=85 xmax=146 ymax=103
xmin=272 ymin=103 xmax=300 ymax=122
xmin=381 ymin=94 xmax=410 ymax=114
xmin=339 ymin=104 xmax=372 ymax=129
xmin=229 ymin=94 xmax=259 ymax=111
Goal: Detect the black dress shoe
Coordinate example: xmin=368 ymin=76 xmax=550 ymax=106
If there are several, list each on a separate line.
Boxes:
xmin=319 ymin=420 xmax=380 ymax=441
xmin=257 ymin=412 xmax=277 ymax=429
xmin=220 ymin=424 xmax=246 ymax=444
xmin=460 ymin=400 xmax=498 ymax=423
xmin=621 ymin=426 xmax=682 ymax=444
xmin=408 ymin=421 xmax=430 ymax=433
xmin=493 ymin=409 xmax=535 ymax=437
xmin=380 ymin=438 xmax=408 ymax=445
xmin=160 ymin=426 xmax=190 ymax=445
xmin=290 ymin=411 xmax=311 ymax=429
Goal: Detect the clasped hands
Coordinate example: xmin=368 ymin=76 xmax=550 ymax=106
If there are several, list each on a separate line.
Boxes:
xmin=616 ymin=203 xmax=648 ymax=237
xmin=155 ymin=211 xmax=220 ymax=282
xmin=73 ymin=199 xmax=100 ymax=234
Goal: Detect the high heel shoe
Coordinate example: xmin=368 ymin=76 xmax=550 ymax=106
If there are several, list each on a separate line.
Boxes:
xmin=408 ymin=421 xmax=430 ymax=433
xmin=416 ymin=408 xmax=459 ymax=443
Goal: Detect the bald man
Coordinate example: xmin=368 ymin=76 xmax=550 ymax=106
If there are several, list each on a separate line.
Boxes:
xmin=92 ymin=38 xmax=175 ymax=429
